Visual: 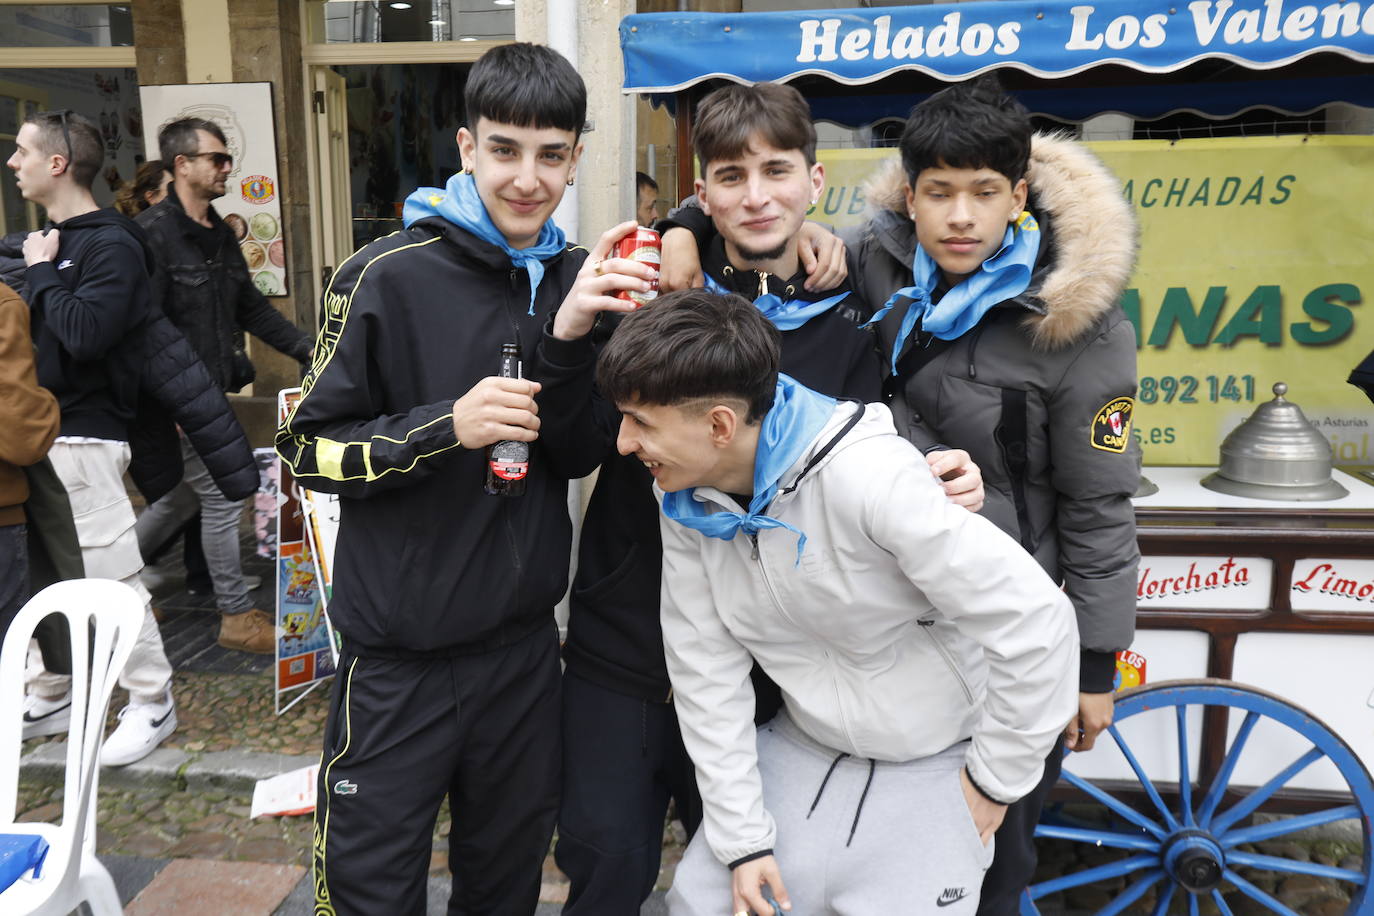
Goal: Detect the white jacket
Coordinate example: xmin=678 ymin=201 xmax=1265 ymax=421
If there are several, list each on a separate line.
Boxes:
xmin=658 ymin=401 xmax=1079 ymax=867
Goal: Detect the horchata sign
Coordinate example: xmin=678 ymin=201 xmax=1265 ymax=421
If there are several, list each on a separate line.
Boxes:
xmin=1136 ymin=555 xmax=1273 ymax=609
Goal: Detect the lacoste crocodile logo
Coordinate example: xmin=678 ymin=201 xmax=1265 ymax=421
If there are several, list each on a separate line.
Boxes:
xmin=333 ymin=779 xmax=358 ymax=796
xmin=936 ymin=887 xmax=969 ymax=907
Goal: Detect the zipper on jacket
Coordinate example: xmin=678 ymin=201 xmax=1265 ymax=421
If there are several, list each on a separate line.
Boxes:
xmin=918 ymin=619 xmax=975 ymax=705
xmin=966 ymin=322 xmax=988 ymax=380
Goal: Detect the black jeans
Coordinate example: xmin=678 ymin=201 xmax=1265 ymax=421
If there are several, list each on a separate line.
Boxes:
xmin=312 ymin=623 xmax=562 ymax=915
xmin=977 ymin=735 xmax=1066 ymax=915
xmin=555 ymin=671 xmax=702 ymax=915
xmin=0 ymin=522 xmax=28 ymax=639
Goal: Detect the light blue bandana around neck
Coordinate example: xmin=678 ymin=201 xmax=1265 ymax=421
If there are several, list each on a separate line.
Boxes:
xmin=402 ymin=171 xmax=566 ymax=316
xmin=703 ymin=274 xmax=850 ymax=331
xmin=863 ymin=211 xmax=1041 ymax=375
xmin=662 ymin=374 xmax=836 ymax=563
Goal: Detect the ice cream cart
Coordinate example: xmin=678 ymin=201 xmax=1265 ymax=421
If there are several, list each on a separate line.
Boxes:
xmin=620 ymin=4 xmax=1374 ymax=912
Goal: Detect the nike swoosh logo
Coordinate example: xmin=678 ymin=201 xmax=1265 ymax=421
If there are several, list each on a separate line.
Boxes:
xmin=151 ymin=708 xmax=174 ymax=728
xmin=22 ymin=705 xmax=69 ymax=723
xmin=937 ymin=892 xmax=969 ymax=907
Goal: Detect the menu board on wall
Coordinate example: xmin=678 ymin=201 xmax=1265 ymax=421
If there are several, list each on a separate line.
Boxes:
xmin=138 ymin=81 xmax=288 ymax=296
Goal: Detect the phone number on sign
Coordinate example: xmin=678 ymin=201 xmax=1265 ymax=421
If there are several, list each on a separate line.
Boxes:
xmin=1138 ymin=374 xmax=1255 ymax=405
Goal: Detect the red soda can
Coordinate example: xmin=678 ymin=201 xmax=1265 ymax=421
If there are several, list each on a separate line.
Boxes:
xmin=614 ymin=226 xmax=660 ymax=307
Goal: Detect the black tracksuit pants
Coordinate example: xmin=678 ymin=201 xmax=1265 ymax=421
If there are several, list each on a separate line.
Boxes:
xmin=554 ymin=671 xmax=702 ymax=915
xmin=312 ymin=623 xmax=561 ymax=916
xmin=977 ymin=735 xmax=1066 ymax=915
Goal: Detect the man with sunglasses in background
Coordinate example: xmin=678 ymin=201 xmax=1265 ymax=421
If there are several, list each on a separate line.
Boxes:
xmin=135 ymin=118 xmax=313 ymax=657
xmin=4 ymin=109 xmax=182 ymax=764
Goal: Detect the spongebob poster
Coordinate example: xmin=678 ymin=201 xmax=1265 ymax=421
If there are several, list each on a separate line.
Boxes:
xmin=275 ymin=389 xmax=338 ymax=712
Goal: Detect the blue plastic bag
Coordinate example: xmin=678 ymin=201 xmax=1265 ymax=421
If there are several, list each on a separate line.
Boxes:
xmin=0 ymin=834 xmax=49 ymax=891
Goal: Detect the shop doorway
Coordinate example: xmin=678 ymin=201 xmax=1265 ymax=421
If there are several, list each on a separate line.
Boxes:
xmin=309 ymin=61 xmax=472 ymax=301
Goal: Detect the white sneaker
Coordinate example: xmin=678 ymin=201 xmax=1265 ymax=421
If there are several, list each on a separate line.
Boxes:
xmin=100 ymin=695 xmax=177 ymax=767
xmin=22 ymin=693 xmax=71 ymax=739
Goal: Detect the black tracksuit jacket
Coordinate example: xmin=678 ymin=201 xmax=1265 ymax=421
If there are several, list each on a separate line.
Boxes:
xmin=534 ymin=238 xmax=881 ymax=701
xmin=276 ymin=218 xmax=587 ymax=653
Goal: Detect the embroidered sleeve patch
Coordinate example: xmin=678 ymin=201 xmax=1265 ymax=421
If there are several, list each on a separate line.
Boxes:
xmin=1091 ymin=397 xmax=1135 ymax=452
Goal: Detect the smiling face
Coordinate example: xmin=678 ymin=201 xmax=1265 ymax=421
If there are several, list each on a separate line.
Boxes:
xmin=615 ymin=398 xmax=735 ymax=493
xmin=696 ymin=135 xmax=823 ymax=274
xmin=906 ymin=163 xmax=1028 ymax=285
xmin=7 ymin=123 xmax=60 ymax=205
xmin=457 ymin=117 xmax=582 ymax=250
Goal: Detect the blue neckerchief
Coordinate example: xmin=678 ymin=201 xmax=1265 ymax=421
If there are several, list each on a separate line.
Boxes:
xmin=663 ymin=374 xmax=836 ymax=564
xmin=863 ymin=212 xmax=1041 ymax=375
xmin=402 ymin=171 xmax=566 ymax=315
xmin=703 ymin=273 xmax=849 ymax=331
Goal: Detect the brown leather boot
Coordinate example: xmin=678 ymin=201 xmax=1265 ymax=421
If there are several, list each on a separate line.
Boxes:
xmin=218 ymin=608 xmax=276 ymax=654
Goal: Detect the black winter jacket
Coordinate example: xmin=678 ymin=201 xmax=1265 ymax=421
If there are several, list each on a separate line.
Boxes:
xmin=136 ymin=185 xmax=312 ymax=390
xmin=532 ymin=239 xmax=881 ymax=701
xmin=127 ymin=309 xmax=258 ymax=503
xmin=276 ymin=218 xmax=587 ymax=653
xmin=3 ymin=210 xmax=150 ymax=440
xmin=846 ymin=137 xmax=1142 ymax=692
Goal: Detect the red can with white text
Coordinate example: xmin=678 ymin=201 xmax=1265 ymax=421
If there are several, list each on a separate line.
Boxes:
xmin=614 ymin=227 xmax=661 ymax=307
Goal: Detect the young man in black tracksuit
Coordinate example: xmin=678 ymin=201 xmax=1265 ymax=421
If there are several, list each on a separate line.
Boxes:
xmin=534 ymin=82 xmax=982 ymax=915
xmin=275 ymin=45 xmax=654 ymax=915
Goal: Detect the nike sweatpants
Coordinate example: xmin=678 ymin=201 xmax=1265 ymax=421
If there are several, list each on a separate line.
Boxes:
xmin=667 ymin=712 xmax=993 ymax=915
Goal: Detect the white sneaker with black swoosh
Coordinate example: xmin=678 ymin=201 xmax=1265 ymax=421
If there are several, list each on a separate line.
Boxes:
xmin=22 ymin=693 xmax=72 ymax=739
xmin=100 ymin=694 xmax=177 ymax=766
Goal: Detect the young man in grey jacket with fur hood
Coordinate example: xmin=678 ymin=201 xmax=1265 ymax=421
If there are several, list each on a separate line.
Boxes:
xmin=847 ymin=80 xmax=1142 ymax=913
xmin=597 ymin=288 xmax=1079 ymax=916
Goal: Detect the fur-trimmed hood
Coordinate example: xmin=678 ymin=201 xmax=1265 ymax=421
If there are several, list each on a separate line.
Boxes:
xmin=862 ymin=133 xmax=1138 ymax=350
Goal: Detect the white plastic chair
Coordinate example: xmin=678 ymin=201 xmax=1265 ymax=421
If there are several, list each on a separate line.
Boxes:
xmin=0 ymin=579 xmax=143 ymax=915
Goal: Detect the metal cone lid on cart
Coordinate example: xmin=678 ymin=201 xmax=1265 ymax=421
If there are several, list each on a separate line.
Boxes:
xmin=1201 ymin=382 xmax=1347 ymax=501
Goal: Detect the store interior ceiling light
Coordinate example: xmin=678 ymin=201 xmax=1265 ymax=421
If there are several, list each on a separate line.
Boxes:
xmin=493 ymin=0 xmax=515 ymax=6
xmin=389 ymin=2 xmax=412 ymax=8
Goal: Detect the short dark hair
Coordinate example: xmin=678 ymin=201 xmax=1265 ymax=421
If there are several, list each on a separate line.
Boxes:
xmin=465 ymin=42 xmax=586 ymax=137
xmin=900 ymin=76 xmax=1032 ymax=186
xmin=636 ymin=171 xmax=658 ymax=194
xmin=693 ymin=82 xmax=817 ymax=170
xmin=158 ymin=117 xmax=227 ymax=164
xmin=26 ymin=110 xmax=103 ymax=189
xmin=597 ymin=289 xmax=779 ymax=424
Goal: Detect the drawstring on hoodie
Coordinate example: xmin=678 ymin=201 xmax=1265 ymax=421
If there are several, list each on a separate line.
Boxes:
xmin=807 ymin=753 xmax=878 ymax=848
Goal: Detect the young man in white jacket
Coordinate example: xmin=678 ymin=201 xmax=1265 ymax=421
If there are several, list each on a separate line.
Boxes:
xmin=596 ymin=288 xmax=1079 ymax=915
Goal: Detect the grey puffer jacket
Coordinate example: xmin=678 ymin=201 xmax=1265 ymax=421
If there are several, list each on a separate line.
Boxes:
xmin=843 ymin=134 xmax=1142 ymax=692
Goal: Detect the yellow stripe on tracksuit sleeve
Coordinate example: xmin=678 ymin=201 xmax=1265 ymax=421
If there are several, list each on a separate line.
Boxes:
xmin=286 ymin=412 xmax=458 ymax=484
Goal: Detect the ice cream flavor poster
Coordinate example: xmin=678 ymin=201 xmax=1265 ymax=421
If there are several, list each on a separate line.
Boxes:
xmin=139 ymin=81 xmax=289 ymax=296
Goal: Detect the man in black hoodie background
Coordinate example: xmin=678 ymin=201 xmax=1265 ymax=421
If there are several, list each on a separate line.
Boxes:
xmin=6 ymin=109 xmax=179 ymax=767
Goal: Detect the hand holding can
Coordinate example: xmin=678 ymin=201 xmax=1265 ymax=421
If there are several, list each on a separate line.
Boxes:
xmin=614 ymin=226 xmax=660 ymax=307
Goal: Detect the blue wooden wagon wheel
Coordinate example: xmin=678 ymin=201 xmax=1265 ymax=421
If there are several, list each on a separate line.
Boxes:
xmin=1021 ymin=679 xmax=1374 ymax=915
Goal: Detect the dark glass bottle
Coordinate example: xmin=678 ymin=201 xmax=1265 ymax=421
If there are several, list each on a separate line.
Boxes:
xmin=484 ymin=343 xmax=528 ymax=497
